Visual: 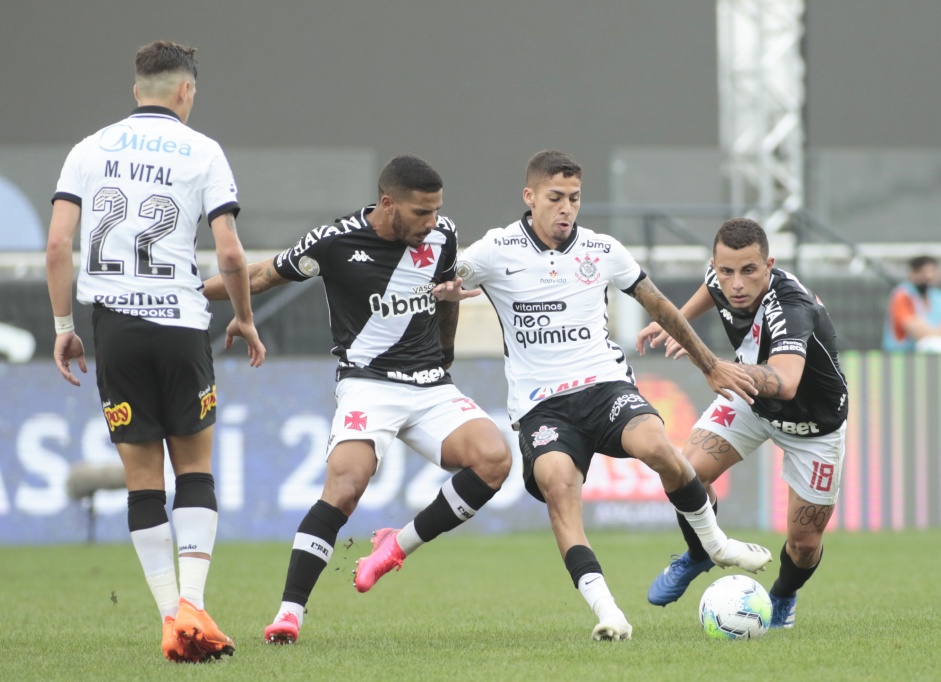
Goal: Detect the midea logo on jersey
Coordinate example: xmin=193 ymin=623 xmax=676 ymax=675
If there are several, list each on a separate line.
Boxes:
xmin=98 ymin=124 xmax=192 ymax=156
xmin=369 ymin=292 xmax=436 ymax=318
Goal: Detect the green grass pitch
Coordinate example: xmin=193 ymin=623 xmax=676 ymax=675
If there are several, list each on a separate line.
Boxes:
xmin=2 ymin=530 xmax=938 ymax=681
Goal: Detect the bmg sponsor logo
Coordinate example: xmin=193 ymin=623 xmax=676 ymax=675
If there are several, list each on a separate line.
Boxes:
xmin=493 ymin=235 xmax=528 ymax=248
xmin=369 ymin=292 xmax=436 ymax=318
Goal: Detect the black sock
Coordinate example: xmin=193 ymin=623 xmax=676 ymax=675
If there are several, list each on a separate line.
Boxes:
xmin=563 ymin=545 xmax=602 ymax=588
xmin=676 ymin=498 xmax=718 ymax=563
xmin=172 ymin=472 xmax=217 ymax=511
xmin=282 ymin=500 xmax=348 ymax=606
xmin=413 ymin=468 xmax=498 ymax=542
xmin=127 ymin=489 xmax=168 ymax=531
xmin=771 ymin=542 xmax=822 ymax=598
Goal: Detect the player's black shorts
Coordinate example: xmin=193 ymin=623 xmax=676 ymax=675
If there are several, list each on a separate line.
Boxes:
xmin=92 ymin=305 xmax=216 ymax=444
xmin=517 ymin=380 xmax=661 ymax=503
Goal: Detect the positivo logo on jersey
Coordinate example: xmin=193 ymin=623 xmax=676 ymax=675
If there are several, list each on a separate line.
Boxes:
xmin=369 ymin=291 xmax=436 ymax=318
xmin=98 ymin=124 xmax=192 ymax=156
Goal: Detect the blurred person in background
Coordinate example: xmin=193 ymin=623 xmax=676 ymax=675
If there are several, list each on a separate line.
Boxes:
xmin=883 ymin=255 xmax=941 ymax=353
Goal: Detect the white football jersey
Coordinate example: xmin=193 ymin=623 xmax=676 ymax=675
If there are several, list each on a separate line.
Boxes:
xmin=53 ymin=106 xmax=240 ymax=330
xmin=457 ymin=213 xmax=645 ymax=423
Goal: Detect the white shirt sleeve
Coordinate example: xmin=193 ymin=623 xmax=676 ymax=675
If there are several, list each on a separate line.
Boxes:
xmin=202 ymin=143 xmax=239 ymax=220
xmin=456 ymin=232 xmax=494 ymax=289
xmin=609 ymin=240 xmax=643 ymax=291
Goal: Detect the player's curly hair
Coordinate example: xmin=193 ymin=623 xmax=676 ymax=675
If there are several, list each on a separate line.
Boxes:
xmin=526 ymin=150 xmax=582 ymax=185
xmin=714 ymin=218 xmax=769 ymax=259
xmin=135 ymin=40 xmax=198 ymax=79
xmin=378 ymin=154 xmax=443 ymax=199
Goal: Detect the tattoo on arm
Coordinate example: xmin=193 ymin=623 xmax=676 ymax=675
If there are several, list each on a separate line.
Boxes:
xmin=632 ymin=279 xmax=716 ymax=373
xmin=742 ymin=364 xmax=784 ymax=398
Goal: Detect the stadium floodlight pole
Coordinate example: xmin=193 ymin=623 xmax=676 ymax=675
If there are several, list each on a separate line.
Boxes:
xmin=717 ymin=0 xmax=806 ymax=262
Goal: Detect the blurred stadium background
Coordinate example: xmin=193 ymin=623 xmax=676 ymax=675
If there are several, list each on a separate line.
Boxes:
xmin=1 ymin=0 xmax=939 ymax=544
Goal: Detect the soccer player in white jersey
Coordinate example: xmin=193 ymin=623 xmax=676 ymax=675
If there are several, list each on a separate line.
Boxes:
xmin=202 ymin=154 xmax=511 ymax=645
xmin=638 ymin=218 xmax=848 ymax=629
xmin=46 ymin=40 xmax=265 ymax=663
xmin=452 ymin=150 xmax=772 ymax=641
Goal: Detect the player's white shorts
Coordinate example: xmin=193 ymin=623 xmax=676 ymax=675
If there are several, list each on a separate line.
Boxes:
xmin=694 ymin=392 xmax=846 ymax=505
xmin=328 ymin=378 xmax=493 ymax=471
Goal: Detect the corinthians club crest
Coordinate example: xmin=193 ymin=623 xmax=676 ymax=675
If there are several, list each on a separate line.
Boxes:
xmin=574 ymin=253 xmax=600 ymax=285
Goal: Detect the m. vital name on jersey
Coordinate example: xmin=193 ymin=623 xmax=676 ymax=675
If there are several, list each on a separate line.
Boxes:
xmin=369 ymin=291 xmax=436 ymax=318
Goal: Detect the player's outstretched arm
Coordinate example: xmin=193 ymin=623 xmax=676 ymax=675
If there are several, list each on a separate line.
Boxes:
xmin=741 ymin=353 xmax=806 ymax=400
xmin=631 ymin=278 xmax=756 ymax=403
xmin=432 ymin=276 xmax=480 ymax=302
xmin=636 ymin=283 xmax=713 ymax=358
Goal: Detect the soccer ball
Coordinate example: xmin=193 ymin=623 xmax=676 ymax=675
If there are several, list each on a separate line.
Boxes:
xmin=699 ymin=574 xmax=772 ymax=640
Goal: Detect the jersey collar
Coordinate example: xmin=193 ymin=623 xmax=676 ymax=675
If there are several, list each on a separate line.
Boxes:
xmin=520 ymin=210 xmax=579 ymax=253
xmin=130 ymin=105 xmax=182 ymax=122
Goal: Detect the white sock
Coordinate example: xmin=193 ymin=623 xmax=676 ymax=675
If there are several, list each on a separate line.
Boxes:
xmin=395 ymin=522 xmax=423 ymax=556
xmin=178 ymin=556 xmax=210 ymax=610
xmin=276 ymin=601 xmax=306 ymax=627
xmin=677 ymin=500 xmax=728 ymax=558
xmin=578 ymin=573 xmax=621 ymax=620
xmin=130 ymin=523 xmax=179 ymax=620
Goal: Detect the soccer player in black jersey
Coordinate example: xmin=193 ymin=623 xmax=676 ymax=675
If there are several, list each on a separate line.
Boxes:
xmin=638 ymin=218 xmax=848 ymax=629
xmin=203 ymin=155 xmax=511 ymax=644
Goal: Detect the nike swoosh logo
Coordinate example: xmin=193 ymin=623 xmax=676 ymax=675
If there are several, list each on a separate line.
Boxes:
xmin=630 ymin=403 xmax=647 ymax=410
xmin=505 ymin=267 xmax=526 ymax=275
xmin=584 ymin=577 xmax=601 ymax=585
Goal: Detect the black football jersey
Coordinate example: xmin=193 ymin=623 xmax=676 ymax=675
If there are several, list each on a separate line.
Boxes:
xmin=705 ymin=266 xmax=848 ymax=435
xmin=275 ymin=205 xmax=456 ymax=386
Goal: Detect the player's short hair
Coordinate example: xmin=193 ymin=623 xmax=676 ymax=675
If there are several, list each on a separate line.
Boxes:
xmin=525 ymin=150 xmax=582 ymax=185
xmin=714 ymin=218 xmax=769 ymax=260
xmin=135 ymin=40 xmax=198 ymax=80
xmin=909 ymin=255 xmax=938 ymax=272
xmin=377 ymin=154 xmax=443 ymax=200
